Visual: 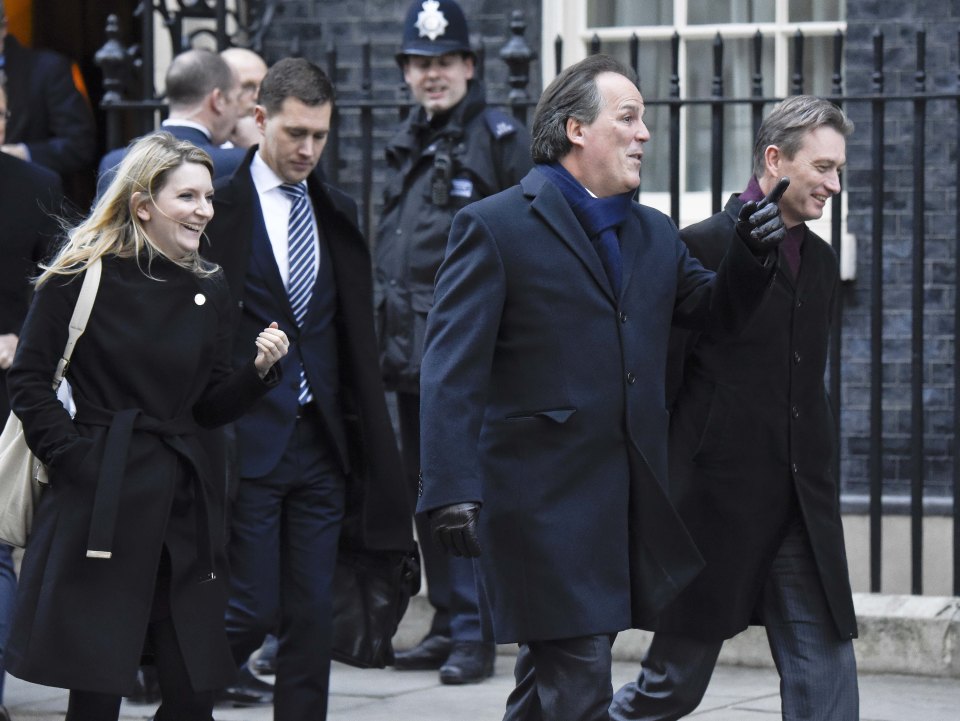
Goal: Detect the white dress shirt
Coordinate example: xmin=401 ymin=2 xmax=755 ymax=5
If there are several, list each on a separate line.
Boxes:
xmin=249 ymin=151 xmax=322 ymax=288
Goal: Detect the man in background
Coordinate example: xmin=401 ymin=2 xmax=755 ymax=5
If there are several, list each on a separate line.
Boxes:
xmin=221 ymin=47 xmax=268 ymax=149
xmin=0 ymin=0 xmax=95 ymax=182
xmin=374 ymin=0 xmax=532 ymax=685
xmin=0 ymin=79 xmax=63 ymax=721
xmin=97 ymin=47 xmax=245 ymax=193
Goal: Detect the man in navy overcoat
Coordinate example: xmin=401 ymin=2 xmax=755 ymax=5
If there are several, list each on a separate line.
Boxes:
xmin=417 ymin=55 xmax=786 ymax=720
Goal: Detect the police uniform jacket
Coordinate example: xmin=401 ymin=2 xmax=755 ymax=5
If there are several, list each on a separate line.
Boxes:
xmin=654 ymin=194 xmax=857 ymax=642
xmin=6 ymin=255 xmax=277 ymax=694
xmin=374 ymin=80 xmax=532 ymax=393
xmin=417 ymin=170 xmax=774 ymax=643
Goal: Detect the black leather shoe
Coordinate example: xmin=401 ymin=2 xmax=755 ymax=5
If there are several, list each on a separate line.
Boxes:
xmin=251 ymin=633 xmax=278 ymax=675
xmin=393 ymin=634 xmax=452 ymax=671
xmin=217 ymin=664 xmax=274 ymax=706
xmin=439 ymin=640 xmax=496 ymax=684
xmin=125 ymin=664 xmax=161 ymax=704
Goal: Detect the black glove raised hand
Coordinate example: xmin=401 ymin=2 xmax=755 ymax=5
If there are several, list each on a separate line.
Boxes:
xmin=429 ymin=502 xmax=481 ymax=558
xmin=736 ymin=177 xmax=790 ymax=256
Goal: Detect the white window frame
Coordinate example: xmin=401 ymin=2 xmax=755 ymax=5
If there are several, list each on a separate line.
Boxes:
xmin=541 ymin=0 xmax=856 ymax=279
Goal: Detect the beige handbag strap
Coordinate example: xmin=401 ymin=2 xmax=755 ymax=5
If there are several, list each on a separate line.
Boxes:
xmin=53 ymin=258 xmax=102 ymax=390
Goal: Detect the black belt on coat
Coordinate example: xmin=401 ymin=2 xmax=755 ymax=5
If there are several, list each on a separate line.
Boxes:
xmin=74 ymin=407 xmax=217 ymax=583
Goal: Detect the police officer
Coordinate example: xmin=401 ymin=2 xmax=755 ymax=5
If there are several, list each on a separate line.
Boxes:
xmin=375 ymin=0 xmax=532 ymax=685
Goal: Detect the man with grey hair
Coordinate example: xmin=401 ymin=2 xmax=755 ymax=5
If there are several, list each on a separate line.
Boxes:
xmin=610 ymin=96 xmax=859 ymax=721
xmin=97 ymin=48 xmax=245 ymax=193
xmin=417 ymin=53 xmax=786 ymax=720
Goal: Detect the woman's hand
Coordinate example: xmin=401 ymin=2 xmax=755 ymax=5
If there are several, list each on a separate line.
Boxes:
xmin=254 ymin=322 xmax=289 ymax=378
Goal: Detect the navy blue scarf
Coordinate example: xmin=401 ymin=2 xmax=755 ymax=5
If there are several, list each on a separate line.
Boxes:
xmin=537 ymin=162 xmax=633 ymax=293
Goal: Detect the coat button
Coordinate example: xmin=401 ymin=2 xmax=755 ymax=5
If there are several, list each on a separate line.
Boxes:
xmin=396 ymin=228 xmax=403 ymax=235
xmin=793 ymin=351 xmax=801 ymax=364
xmin=619 ymin=311 xmax=628 ymax=323
xmin=792 ymin=405 xmax=800 ymax=419
xmin=796 ymin=297 xmax=803 ymax=308
xmin=626 ymin=371 xmax=636 ymax=385
xmin=791 ymin=463 xmax=799 ymax=474
xmin=389 ymin=279 xmax=398 ymax=286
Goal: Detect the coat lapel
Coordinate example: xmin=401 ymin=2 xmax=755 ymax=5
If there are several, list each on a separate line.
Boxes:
xmin=211 ymin=153 xmax=296 ymax=326
xmin=619 ymin=209 xmax=644 ymax=299
xmin=248 ymin=192 xmax=297 ymax=326
xmin=523 ymin=171 xmax=615 ymax=302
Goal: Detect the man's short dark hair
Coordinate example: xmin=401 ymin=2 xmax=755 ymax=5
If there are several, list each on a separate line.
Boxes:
xmin=258 ymin=57 xmax=334 ymax=115
xmin=165 ymin=49 xmax=236 ymax=109
xmin=531 ymin=54 xmax=637 ymax=165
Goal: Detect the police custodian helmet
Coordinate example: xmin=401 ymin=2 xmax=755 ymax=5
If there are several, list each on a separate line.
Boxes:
xmin=396 ymin=0 xmax=474 ymax=64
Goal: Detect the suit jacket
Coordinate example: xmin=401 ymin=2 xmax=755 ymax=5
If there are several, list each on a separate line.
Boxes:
xmin=655 ymin=195 xmax=858 ymax=642
xmin=417 ymin=168 xmax=774 ymax=643
xmin=203 ymin=148 xmax=411 ymax=551
xmin=96 ymin=125 xmax=246 ymax=198
xmin=0 ymin=153 xmax=63 ymax=419
xmin=3 ymin=35 xmax=96 ymax=175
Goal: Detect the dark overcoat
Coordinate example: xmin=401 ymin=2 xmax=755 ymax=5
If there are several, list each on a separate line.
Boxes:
xmin=3 ymin=34 xmax=96 ymax=175
xmin=203 ymin=150 xmax=411 ymax=551
xmin=0 ymin=153 xmax=63 ymax=419
xmin=417 ymin=169 xmax=774 ymax=643
xmin=6 ymin=255 xmax=277 ymax=694
xmin=655 ymin=195 xmax=857 ymax=642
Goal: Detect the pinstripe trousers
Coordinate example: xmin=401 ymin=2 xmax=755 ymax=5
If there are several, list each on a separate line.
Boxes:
xmin=610 ymin=519 xmax=859 ymax=721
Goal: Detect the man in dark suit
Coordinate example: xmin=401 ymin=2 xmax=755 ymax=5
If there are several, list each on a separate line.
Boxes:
xmin=97 ymin=48 xmax=245 ymax=195
xmin=0 ymin=79 xmax=63 ymax=721
xmin=610 ymin=96 xmax=859 ymax=721
xmin=203 ymin=57 xmax=412 ymax=720
xmin=0 ymin=0 xmax=95 ymax=177
xmin=417 ymin=54 xmax=786 ymax=720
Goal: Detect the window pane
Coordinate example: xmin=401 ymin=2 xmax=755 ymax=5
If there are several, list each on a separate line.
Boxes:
xmin=789 ymin=0 xmax=845 ymax=22
xmin=687 ymin=0 xmax=775 ymax=25
xmin=684 ymin=37 xmax=775 ymax=192
xmin=588 ymin=0 xmax=672 ymax=28
xmin=795 ymin=34 xmax=841 ymax=95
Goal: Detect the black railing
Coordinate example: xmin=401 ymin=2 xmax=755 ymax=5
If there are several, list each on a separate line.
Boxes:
xmin=94 ymin=9 xmax=960 ymax=597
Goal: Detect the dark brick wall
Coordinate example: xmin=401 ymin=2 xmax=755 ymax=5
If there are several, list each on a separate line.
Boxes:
xmin=257 ymin=0 xmax=542 ymax=226
xmin=842 ymin=0 xmax=960 ymax=500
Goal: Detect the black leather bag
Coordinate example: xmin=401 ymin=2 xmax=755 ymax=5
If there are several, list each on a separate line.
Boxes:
xmin=331 ymin=543 xmax=421 ymax=668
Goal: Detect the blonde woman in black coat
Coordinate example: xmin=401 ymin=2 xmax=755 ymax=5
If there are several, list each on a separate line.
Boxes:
xmin=6 ymin=132 xmax=289 ymax=721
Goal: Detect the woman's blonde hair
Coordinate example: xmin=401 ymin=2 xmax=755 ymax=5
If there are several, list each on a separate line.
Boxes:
xmin=37 ymin=131 xmax=217 ymax=286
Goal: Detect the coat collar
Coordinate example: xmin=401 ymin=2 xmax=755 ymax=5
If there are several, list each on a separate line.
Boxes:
xmin=522 ymin=168 xmax=624 ymax=303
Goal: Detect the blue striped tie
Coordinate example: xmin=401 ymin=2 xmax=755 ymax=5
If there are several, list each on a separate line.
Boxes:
xmin=279 ymin=182 xmax=317 ymax=404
